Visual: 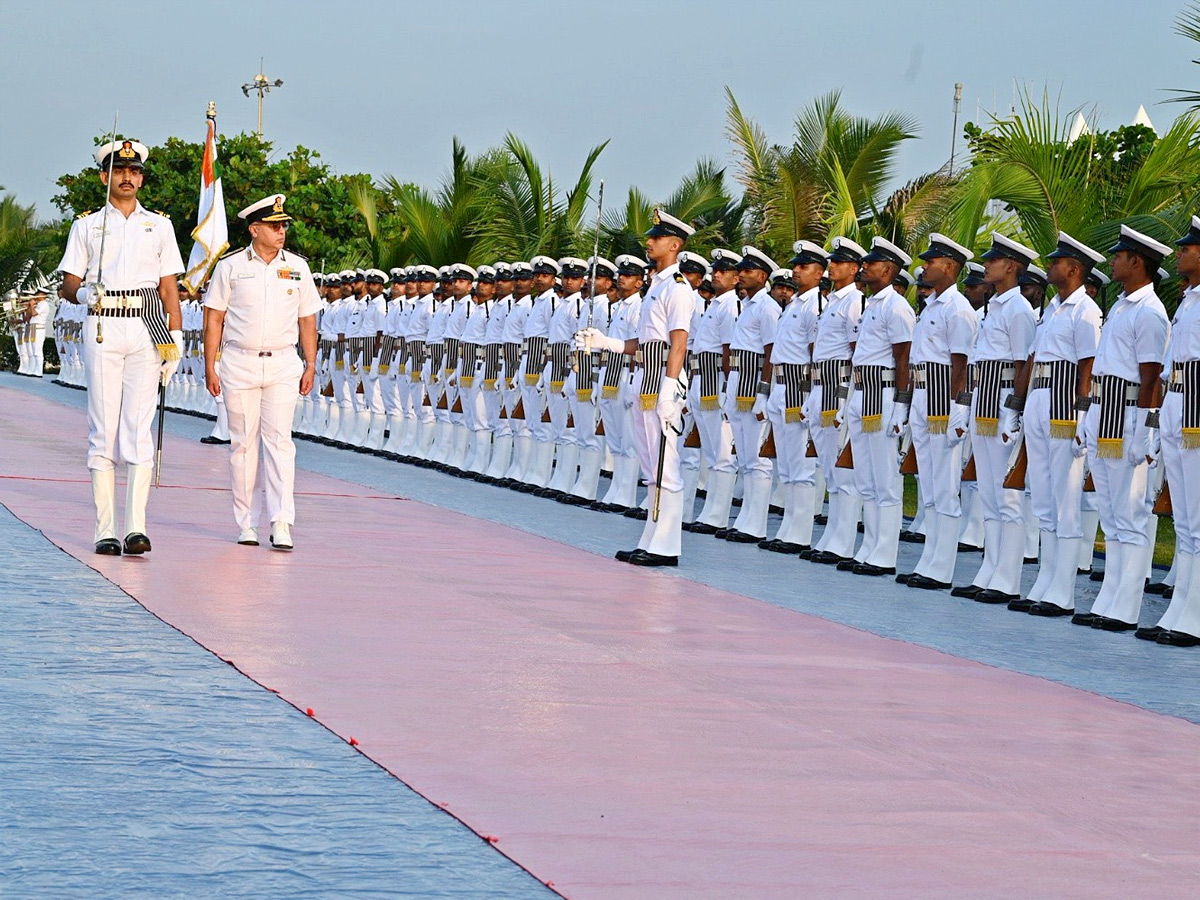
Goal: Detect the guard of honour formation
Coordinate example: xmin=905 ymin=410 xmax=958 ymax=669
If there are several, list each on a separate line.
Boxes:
xmin=15 ymin=136 xmax=1200 ymax=650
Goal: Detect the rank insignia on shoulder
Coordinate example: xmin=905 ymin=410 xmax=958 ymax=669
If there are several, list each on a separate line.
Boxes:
xmin=151 ymin=210 xmax=170 ymax=219
xmin=77 ymin=210 xmax=91 ymax=219
xmin=673 ymin=272 xmax=685 ymax=283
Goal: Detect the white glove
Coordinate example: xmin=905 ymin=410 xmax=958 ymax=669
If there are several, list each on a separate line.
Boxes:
xmin=1072 ymin=411 xmax=1089 ymax=459
xmin=1000 ymin=405 xmax=1021 ymax=442
xmin=1126 ymin=415 xmax=1154 ymax=465
xmin=888 ymin=403 xmax=910 ymax=437
xmin=574 ymin=327 xmax=622 ymax=354
xmin=160 ymin=329 xmax=185 ymax=383
xmin=947 ymin=402 xmax=970 ymax=447
xmin=751 ymin=394 xmax=766 ymax=419
xmin=76 ymin=283 xmax=98 ymax=307
xmin=801 ymin=394 xmax=815 ymax=423
xmin=656 ymin=375 xmax=687 ymax=436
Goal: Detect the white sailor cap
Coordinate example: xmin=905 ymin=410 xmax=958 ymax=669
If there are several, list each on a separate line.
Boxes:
xmin=894 ymin=268 xmax=916 ymax=290
xmin=737 ymin=246 xmax=779 ymax=275
xmin=476 ymin=264 xmax=497 ymax=282
xmin=493 ymin=262 xmax=513 ymax=277
xmin=558 ymin=257 xmax=588 ymax=278
xmin=770 ymin=268 xmax=798 ymax=289
xmin=339 ymin=269 xmax=356 ymax=280
xmin=919 ymin=233 xmax=973 ymax=266
xmin=95 ymin=139 xmax=149 ymax=170
xmin=615 ymin=254 xmax=649 ymax=275
xmin=914 ymin=266 xmax=928 ymax=287
xmin=981 ymin=232 xmax=1038 ymax=266
xmin=709 ymin=248 xmax=743 ymax=270
xmin=389 ymin=267 xmax=405 ymax=282
xmin=1086 ymin=269 xmax=1111 ymax=288
xmin=1157 ymin=266 xmax=1171 ymax=282
xmin=530 ymin=255 xmax=562 ymax=276
xmin=1045 ymin=232 xmax=1106 ymax=270
xmin=646 ymin=208 xmax=695 ymax=240
xmin=789 ymin=240 xmax=830 ymax=267
xmin=962 ymin=261 xmax=986 ymax=285
xmin=829 ymin=237 xmax=867 ymax=263
xmin=1177 ymin=215 xmax=1200 ymax=247
xmin=413 ymin=264 xmax=440 ymax=281
xmin=511 ymin=261 xmax=534 ymax=277
xmin=863 ymin=237 xmax=912 ymax=268
xmin=1019 ymin=264 xmax=1048 ymax=287
xmin=363 ymin=268 xmax=388 ymax=284
xmin=1108 ymin=224 xmax=1173 ymax=266
xmin=677 ymin=251 xmax=711 ymax=276
xmin=238 ymin=193 xmax=292 ymax=224
xmin=438 ymin=265 xmax=451 ymax=279
xmin=353 ymin=268 xmax=366 ymax=279
xmin=588 ymin=256 xmax=617 ymax=278
xmin=448 ymin=263 xmax=478 ymax=281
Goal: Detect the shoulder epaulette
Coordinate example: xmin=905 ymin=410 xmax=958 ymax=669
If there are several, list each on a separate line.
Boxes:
xmin=673 ymin=272 xmax=685 ymax=284
xmin=76 ymin=210 xmax=91 ymax=219
xmin=151 ymin=210 xmax=170 ymax=219
xmin=218 ymin=247 xmax=244 ymax=260
xmin=283 ymin=249 xmax=309 ymax=263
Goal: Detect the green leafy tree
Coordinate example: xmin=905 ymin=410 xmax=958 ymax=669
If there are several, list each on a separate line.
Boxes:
xmin=52 ymin=133 xmax=380 ymax=270
xmin=0 ymin=190 xmax=57 ymax=291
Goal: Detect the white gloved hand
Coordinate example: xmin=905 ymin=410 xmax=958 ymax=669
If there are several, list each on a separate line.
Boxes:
xmin=656 ymin=375 xmax=687 ymax=436
xmin=1072 ymin=411 xmax=1089 ymax=459
xmin=751 ymin=394 xmax=766 ymax=419
xmin=888 ymin=403 xmax=910 ymax=437
xmin=801 ymin=394 xmax=815 ymax=424
xmin=947 ymin=402 xmax=970 ymax=447
xmin=1000 ymin=405 xmax=1021 ymax=442
xmin=76 ymin=283 xmax=98 ymax=307
xmin=1126 ymin=415 xmax=1154 ymax=465
xmin=574 ymin=327 xmax=622 ymax=354
xmin=160 ymin=329 xmax=185 ymax=383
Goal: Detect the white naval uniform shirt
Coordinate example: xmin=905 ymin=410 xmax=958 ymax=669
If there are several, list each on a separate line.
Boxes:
xmin=445 ymin=297 xmax=470 ymax=341
xmin=852 ymin=285 xmax=915 ymax=366
xmin=637 ymin=263 xmax=692 ymax=344
xmin=427 ymin=298 xmax=452 ymax=343
xmin=1092 ymin=283 xmax=1170 ymax=382
xmin=1165 ymin=285 xmax=1200 ymax=368
xmin=363 ymin=294 xmax=387 ymax=338
xmin=1032 ymin=287 xmax=1102 ymax=364
xmin=462 ymin=299 xmax=491 ymax=345
xmin=204 ymin=246 xmax=320 ymax=351
xmin=692 ymin=290 xmax=737 ymax=354
xmin=772 ymin=287 xmax=820 ymax=364
xmin=973 ymin=286 xmax=1037 ymax=364
xmin=549 ymin=292 xmax=587 ymax=344
xmin=501 ymin=295 xmax=533 ymax=343
xmin=343 ymin=295 xmax=369 ymax=339
xmin=731 ymin=288 xmax=781 ymax=353
xmin=59 ymin=201 xmax=184 ymax=290
xmin=319 ymin=297 xmax=343 ymax=339
xmin=30 ymin=299 xmax=49 ymax=328
xmin=406 ymin=294 xmax=435 ymax=341
xmin=812 ymin=283 xmax=863 ymax=363
xmin=910 ymin=285 xmax=977 ymax=365
xmin=524 ymin=290 xmax=557 ymax=339
xmin=608 ymin=294 xmax=643 ymax=341
xmin=485 ymin=295 xmax=511 ymax=345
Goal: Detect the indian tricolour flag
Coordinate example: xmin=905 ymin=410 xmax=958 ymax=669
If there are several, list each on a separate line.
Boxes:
xmin=182 ymin=111 xmax=229 ymax=292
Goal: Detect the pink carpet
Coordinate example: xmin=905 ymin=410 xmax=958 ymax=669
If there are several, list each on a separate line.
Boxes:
xmin=2 ymin=384 xmax=1198 ymax=899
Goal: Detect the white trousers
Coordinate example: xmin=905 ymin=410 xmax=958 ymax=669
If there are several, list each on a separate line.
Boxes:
xmin=689 ymin=376 xmax=736 ymax=474
xmin=632 ymin=367 xmax=682 ymax=492
xmin=911 ymin=388 xmax=963 ymax=517
xmin=723 ymin=370 xmax=773 ymax=479
xmin=808 ymin=383 xmax=856 ymax=498
xmin=219 ymin=348 xmax=303 ymax=531
xmin=847 ymin=387 xmax=902 ymax=506
xmin=1086 ymin=404 xmax=1150 ymax=546
xmin=1161 ymin=393 xmax=1198 ymax=554
xmin=1025 ymin=387 xmax=1085 ymax=538
xmin=83 ymin=316 xmax=160 ymax=471
xmin=765 ymin=382 xmax=816 ymax=486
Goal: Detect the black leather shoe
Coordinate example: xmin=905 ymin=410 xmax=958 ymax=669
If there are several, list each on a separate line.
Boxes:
xmin=514 ymin=483 xmax=537 ymax=493
xmin=1024 ymin=557 xmax=1040 ymax=565
xmin=958 ymin=542 xmax=983 ymax=553
xmin=683 ymin=521 xmax=712 ymax=534
xmin=758 ymin=539 xmax=776 ymax=550
xmin=906 ymin=574 xmax=951 ymax=591
xmin=895 ymin=572 xmax=913 ymax=584
xmin=814 ymin=514 xmax=828 ymax=526
xmin=590 ymin=501 xmax=613 ymax=512
xmin=1028 ymin=601 xmax=1073 ymax=617
xmin=199 ymin=436 xmax=230 ymax=445
xmin=558 ymin=494 xmax=590 ymax=506
xmin=810 ymin=551 xmax=846 ymax=565
xmin=727 ymin=531 xmax=763 ymax=544
xmin=1157 ymin=630 xmax=1200 ymax=647
xmin=1145 ymin=581 xmax=1169 ymax=595
xmin=1089 ymin=570 xmax=1104 ymax=582
xmin=950 ymin=585 xmax=983 ymax=598
xmin=798 ymin=548 xmax=815 ymax=560
xmin=853 ymin=563 xmax=895 ymax=576
xmin=628 ymin=552 xmax=679 ymax=567
xmin=1007 ymin=597 xmax=1035 ymax=611
xmin=627 ymin=508 xmax=648 ymax=520
xmin=95 ymin=538 xmax=122 ymax=556
xmin=123 ymin=532 xmax=152 ymax=555
xmin=1070 ymin=612 xmax=1097 ymax=626
xmin=1135 ymin=626 xmax=1165 ymax=642
xmin=615 ymin=548 xmax=645 ymax=563
xmin=1164 ymin=585 xmax=1175 ymax=600
xmin=1092 ymin=615 xmax=1136 ymax=632
xmin=900 ymin=531 xmax=926 ymax=543
xmin=836 ymin=559 xmax=857 ymax=571
xmin=769 ymin=542 xmax=809 ymax=555
xmin=975 ymin=589 xmax=1016 ymax=604
xmin=714 ymin=527 xmax=732 ymax=539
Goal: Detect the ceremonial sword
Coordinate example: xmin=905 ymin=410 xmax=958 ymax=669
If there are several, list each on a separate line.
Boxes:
xmin=94 ymin=112 xmax=119 ymax=344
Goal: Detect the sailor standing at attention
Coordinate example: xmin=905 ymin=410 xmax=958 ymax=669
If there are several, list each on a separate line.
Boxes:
xmin=59 ymin=138 xmax=185 ymax=556
xmin=203 ymin=194 xmax=319 ymax=550
xmin=576 ymin=209 xmax=695 ymax=566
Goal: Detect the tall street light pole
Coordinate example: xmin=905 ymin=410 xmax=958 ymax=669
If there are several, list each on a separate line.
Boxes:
xmin=241 ymin=58 xmax=283 ymax=139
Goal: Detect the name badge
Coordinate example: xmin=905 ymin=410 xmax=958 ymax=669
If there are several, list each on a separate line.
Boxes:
xmin=236 ymin=273 xmax=255 ymax=280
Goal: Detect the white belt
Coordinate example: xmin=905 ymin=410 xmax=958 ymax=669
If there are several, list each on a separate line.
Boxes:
xmin=224 ymin=344 xmax=293 ymax=357
xmin=96 ymin=295 xmax=144 ymax=311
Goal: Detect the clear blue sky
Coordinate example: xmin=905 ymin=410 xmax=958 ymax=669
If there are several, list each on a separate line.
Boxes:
xmin=2 ymin=0 xmax=1195 ymax=222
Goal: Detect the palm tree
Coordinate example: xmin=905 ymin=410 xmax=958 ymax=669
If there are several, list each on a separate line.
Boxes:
xmin=0 ymin=191 xmax=54 ymax=291
xmin=725 ymin=87 xmax=920 ymax=257
xmin=1168 ymin=2 xmax=1200 ymax=110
